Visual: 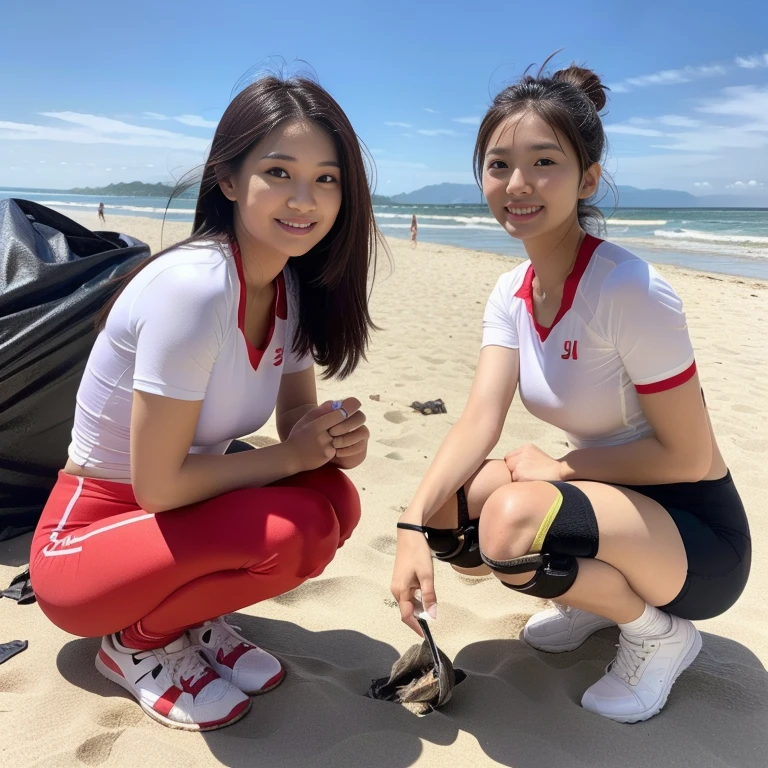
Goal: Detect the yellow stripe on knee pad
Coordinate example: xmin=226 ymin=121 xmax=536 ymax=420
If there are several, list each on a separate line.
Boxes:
xmin=530 ymin=490 xmax=563 ymax=553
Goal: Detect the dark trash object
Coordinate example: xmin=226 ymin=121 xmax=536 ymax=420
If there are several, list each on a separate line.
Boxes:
xmin=410 ymin=399 xmax=447 ymax=415
xmin=0 ymin=640 xmax=29 ymax=665
xmin=1 ymin=568 xmax=35 ymax=604
xmin=0 ymin=199 xmax=150 ymax=541
xmin=367 ymin=615 xmax=465 ymax=715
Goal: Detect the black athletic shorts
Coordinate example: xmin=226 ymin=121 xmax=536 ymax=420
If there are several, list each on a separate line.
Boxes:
xmin=617 ymin=471 xmax=750 ymax=620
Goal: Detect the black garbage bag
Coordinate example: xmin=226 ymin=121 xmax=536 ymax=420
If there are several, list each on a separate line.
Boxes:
xmin=0 ymin=199 xmax=151 ymax=541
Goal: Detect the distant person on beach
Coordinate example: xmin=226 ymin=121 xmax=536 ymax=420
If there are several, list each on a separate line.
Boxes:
xmin=30 ymin=76 xmax=378 ymax=731
xmin=97 ymin=202 xmax=105 ymax=222
xmin=410 ymin=213 xmax=418 ymax=247
xmin=392 ymin=59 xmax=750 ymax=724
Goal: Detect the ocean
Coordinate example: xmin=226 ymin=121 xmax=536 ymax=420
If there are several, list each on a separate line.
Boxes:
xmin=3 ymin=190 xmax=767 ymax=279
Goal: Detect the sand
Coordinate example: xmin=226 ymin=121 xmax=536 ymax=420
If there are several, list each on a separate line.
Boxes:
xmin=1 ymin=211 xmax=767 ymax=767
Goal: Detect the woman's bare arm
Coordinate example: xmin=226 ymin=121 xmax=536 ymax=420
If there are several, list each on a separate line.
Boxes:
xmin=400 ymin=345 xmax=520 ymax=525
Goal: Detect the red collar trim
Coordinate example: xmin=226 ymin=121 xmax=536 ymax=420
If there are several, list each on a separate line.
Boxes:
xmin=514 ymin=233 xmax=602 ymax=342
xmin=232 ymin=241 xmax=287 ymax=370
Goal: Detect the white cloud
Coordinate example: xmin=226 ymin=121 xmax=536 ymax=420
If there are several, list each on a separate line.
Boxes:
xmin=606 ymin=54 xmax=764 ymax=93
xmin=143 ymin=112 xmax=169 ymax=120
xmin=384 ymin=121 xmax=411 ymax=128
xmin=423 ymin=108 xmax=438 ymax=114
xmin=726 ymin=179 xmax=765 ymax=189
xmin=416 ymin=129 xmax=461 ymax=137
xmin=611 ymin=64 xmax=727 ymax=93
xmin=452 ymin=116 xmax=481 ymax=126
xmin=697 ymin=85 xmax=768 ymax=119
xmin=0 ymin=112 xmax=210 ymax=152
xmin=174 ymin=114 xmax=219 ymax=129
xmin=659 ymin=115 xmax=702 ymax=128
xmin=651 ymin=86 xmax=768 ymax=153
xmin=693 ymin=181 xmax=712 ymax=188
xmin=735 ymin=53 xmax=768 ymax=69
xmin=605 ymin=123 xmax=664 ymax=137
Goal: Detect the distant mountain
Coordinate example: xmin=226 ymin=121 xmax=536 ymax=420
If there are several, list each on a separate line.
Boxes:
xmin=67 ymin=181 xmax=197 ymax=198
xmin=386 ymin=182 xmax=766 ymax=208
xmin=391 ymin=183 xmax=484 ymax=205
xmin=610 ymin=186 xmax=698 ymax=208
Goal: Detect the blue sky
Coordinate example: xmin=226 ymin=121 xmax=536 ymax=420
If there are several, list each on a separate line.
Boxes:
xmin=2 ymin=0 xmax=768 ymax=200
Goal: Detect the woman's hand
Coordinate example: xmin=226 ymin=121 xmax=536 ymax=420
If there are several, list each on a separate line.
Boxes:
xmin=286 ymin=398 xmax=360 ymax=473
xmin=391 ymin=521 xmax=437 ymax=637
xmin=504 ymin=444 xmax=564 ymax=482
xmin=329 ymin=402 xmax=369 ymax=470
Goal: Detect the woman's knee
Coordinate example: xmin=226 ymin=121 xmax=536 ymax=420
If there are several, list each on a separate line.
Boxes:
xmin=281 ymin=465 xmax=361 ymax=544
xmin=478 ymin=481 xmax=558 ymax=562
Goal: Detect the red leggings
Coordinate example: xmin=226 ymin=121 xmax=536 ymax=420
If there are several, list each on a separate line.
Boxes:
xmin=30 ymin=466 xmax=360 ymax=650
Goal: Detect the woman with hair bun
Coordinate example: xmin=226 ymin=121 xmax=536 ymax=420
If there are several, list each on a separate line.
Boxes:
xmin=391 ymin=59 xmax=750 ymax=723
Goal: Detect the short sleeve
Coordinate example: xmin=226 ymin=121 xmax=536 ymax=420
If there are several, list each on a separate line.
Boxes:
xmin=126 ymin=266 xmax=228 ymax=400
xmin=282 ymin=268 xmax=314 ymax=375
xmin=482 ymin=272 xmax=520 ymax=349
xmin=600 ymin=260 xmax=696 ymax=394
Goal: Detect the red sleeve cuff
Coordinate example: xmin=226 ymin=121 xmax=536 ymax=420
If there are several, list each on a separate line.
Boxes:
xmin=635 ymin=361 xmax=697 ymax=395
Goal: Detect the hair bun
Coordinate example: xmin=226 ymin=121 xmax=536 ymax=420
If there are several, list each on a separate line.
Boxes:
xmin=553 ymin=65 xmax=607 ymax=111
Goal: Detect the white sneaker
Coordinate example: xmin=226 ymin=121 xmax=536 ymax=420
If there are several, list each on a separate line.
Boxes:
xmin=523 ymin=604 xmax=616 ymax=653
xmin=188 ymin=618 xmax=285 ymax=695
xmin=95 ymin=633 xmax=251 ymax=731
xmin=581 ymin=614 xmax=702 ymax=723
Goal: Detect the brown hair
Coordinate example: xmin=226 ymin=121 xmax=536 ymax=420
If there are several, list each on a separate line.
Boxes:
xmin=474 ymin=56 xmax=612 ymax=232
xmin=100 ymin=75 xmax=380 ymax=379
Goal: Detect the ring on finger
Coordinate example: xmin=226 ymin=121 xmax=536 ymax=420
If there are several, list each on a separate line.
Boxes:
xmin=331 ymin=401 xmax=349 ymax=420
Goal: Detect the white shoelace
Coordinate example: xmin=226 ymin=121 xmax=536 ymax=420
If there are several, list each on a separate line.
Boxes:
xmin=607 ymin=636 xmax=651 ymax=684
xmin=211 ymin=619 xmax=252 ymax=656
xmin=166 ymin=645 xmax=213 ymax=687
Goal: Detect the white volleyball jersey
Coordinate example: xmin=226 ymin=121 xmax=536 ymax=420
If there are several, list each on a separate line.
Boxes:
xmin=482 ymin=235 xmax=696 ymax=449
xmin=68 ymin=241 xmax=313 ymax=477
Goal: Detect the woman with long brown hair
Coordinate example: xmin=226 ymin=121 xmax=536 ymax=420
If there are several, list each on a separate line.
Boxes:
xmin=30 ymin=75 xmax=379 ymax=731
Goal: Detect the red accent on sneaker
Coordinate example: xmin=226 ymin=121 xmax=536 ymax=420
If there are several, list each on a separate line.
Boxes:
xmin=216 ymin=642 xmax=253 ymax=670
xmin=98 ymin=649 xmax=126 ymax=678
xmin=154 ymin=686 xmax=183 ymax=717
xmin=197 ymin=698 xmax=251 ymax=729
xmin=179 ymin=667 xmax=220 ymax=697
xmin=261 ymin=669 xmax=286 ymax=691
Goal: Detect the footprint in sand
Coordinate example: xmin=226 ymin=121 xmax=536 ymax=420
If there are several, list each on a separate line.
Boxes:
xmin=75 ymin=732 xmax=123 ymax=766
xmin=384 ymin=411 xmax=407 ymax=424
xmin=384 ymin=451 xmax=404 ymax=461
xmin=731 ymin=403 xmax=759 ymax=414
xmin=378 ymin=434 xmax=419 ymax=449
xmin=94 ymin=703 xmax=144 ymax=729
xmin=369 ymin=535 xmax=398 ymax=556
xmin=732 ymin=438 xmax=768 ymax=453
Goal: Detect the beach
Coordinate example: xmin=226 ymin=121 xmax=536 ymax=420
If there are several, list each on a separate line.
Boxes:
xmin=1 ymin=211 xmax=767 ymax=768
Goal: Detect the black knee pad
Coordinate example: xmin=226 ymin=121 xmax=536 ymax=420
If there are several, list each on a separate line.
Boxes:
xmin=480 ymin=482 xmax=599 ymax=598
xmin=425 ymin=486 xmax=483 ymax=569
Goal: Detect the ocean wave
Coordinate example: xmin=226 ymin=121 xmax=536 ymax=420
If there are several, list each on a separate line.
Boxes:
xmin=653 ymin=228 xmax=768 ymax=246
xmin=36 ymin=200 xmax=193 ymax=214
xmin=375 ymin=211 xmax=496 ymax=224
xmin=378 ymin=222 xmax=497 ymax=231
xmin=607 ymin=218 xmax=668 ymax=226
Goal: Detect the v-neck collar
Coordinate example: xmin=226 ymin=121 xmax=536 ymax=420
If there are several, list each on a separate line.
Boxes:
xmin=514 ymin=233 xmax=601 ymax=342
xmin=232 ymin=241 xmax=288 ymax=370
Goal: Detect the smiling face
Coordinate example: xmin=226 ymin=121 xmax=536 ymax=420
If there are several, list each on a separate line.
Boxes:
xmin=218 ymin=119 xmax=342 ymax=260
xmin=482 ymin=110 xmax=600 ymax=244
